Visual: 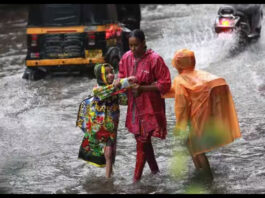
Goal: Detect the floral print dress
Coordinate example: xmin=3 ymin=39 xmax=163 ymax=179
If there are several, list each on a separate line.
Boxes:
xmin=76 ymin=80 xmax=128 ymax=167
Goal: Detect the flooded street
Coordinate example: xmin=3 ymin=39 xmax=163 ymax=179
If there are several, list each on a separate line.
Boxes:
xmin=1 ymin=4 xmax=265 ymax=194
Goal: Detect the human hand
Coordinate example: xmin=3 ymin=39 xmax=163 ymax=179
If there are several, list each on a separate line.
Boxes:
xmin=113 ymin=79 xmax=121 ymax=89
xmin=131 ymin=83 xmax=142 ymax=97
xmin=127 ymin=76 xmax=138 ymax=84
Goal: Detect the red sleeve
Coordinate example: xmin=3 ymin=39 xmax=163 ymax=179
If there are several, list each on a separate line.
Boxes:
xmin=152 ymin=56 xmax=171 ymax=95
xmin=162 ymin=82 xmax=176 ymax=98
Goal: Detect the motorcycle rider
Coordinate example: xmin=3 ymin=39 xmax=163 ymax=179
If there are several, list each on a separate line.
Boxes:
xmin=229 ymin=4 xmax=263 ymax=38
xmin=116 ymin=4 xmax=141 ymax=30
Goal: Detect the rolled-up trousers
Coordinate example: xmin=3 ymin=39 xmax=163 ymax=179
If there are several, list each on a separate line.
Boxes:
xmin=134 ymin=131 xmax=160 ymax=181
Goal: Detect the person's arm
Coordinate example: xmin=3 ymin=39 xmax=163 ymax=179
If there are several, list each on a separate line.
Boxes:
xmin=161 ymin=85 xmax=175 ymax=98
xmin=174 ymin=87 xmax=190 ymax=135
xmin=93 ymin=77 xmax=136 ymax=101
xmin=131 ymin=83 xmax=159 ymax=97
xmin=92 ymin=84 xmax=116 ymax=100
xmin=113 ymin=76 xmax=137 ymax=90
xmin=131 ymin=56 xmax=171 ymax=97
xmin=152 ymin=56 xmax=171 ymax=94
xmin=162 ymin=78 xmax=177 ymax=98
xmin=116 ymin=77 xmax=137 ymax=105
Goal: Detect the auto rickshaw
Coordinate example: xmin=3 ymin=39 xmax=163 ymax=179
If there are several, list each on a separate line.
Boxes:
xmin=23 ymin=4 xmax=141 ymax=80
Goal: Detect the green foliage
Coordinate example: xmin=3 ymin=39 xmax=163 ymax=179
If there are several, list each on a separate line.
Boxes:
xmin=169 ymin=150 xmax=189 ymax=180
xmin=184 ymin=183 xmax=210 ymax=194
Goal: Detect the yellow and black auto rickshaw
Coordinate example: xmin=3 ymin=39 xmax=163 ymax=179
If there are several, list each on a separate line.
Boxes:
xmin=23 ymin=4 xmax=141 ymax=80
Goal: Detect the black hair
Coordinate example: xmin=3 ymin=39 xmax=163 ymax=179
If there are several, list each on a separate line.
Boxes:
xmin=129 ymin=29 xmax=145 ymax=42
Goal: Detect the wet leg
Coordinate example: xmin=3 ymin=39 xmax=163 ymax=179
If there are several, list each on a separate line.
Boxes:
xmin=196 ymin=153 xmax=213 ymax=180
xmin=191 ymin=155 xmax=202 ymax=169
xmin=104 ymin=146 xmax=113 ymax=178
xmin=146 ymin=141 xmax=159 ymax=174
xmin=187 ymin=143 xmax=201 ymax=169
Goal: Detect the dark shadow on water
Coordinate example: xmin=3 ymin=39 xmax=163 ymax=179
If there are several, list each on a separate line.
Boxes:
xmin=82 ymin=176 xmax=116 ymax=194
xmin=0 ymin=184 xmax=12 ymax=194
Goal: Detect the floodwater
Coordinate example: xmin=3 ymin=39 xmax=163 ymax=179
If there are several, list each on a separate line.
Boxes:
xmin=1 ymin=4 xmax=265 ymax=194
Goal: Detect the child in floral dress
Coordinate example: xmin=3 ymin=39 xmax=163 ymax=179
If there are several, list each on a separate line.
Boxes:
xmin=76 ymin=63 xmax=136 ymax=178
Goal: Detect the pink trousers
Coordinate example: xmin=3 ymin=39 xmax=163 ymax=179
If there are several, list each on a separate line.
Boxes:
xmin=133 ymin=132 xmax=160 ymax=182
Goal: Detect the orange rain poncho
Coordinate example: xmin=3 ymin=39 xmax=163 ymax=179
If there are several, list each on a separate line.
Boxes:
xmin=163 ymin=49 xmax=241 ymax=156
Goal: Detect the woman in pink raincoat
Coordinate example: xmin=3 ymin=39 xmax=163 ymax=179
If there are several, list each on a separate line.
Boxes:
xmin=118 ymin=29 xmax=171 ymax=182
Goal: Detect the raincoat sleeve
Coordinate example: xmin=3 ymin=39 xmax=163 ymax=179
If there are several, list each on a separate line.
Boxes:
xmin=174 ymin=82 xmax=190 ymax=134
xmin=92 ymin=84 xmax=116 ymax=101
xmin=93 ymin=78 xmax=131 ymax=101
xmin=152 ymin=56 xmax=171 ymax=95
xmin=162 ymin=76 xmax=190 ymax=134
xmin=162 ymin=78 xmax=177 ymax=98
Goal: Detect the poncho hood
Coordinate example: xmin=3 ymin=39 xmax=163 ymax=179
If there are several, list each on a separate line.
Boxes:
xmin=172 ymin=49 xmax=196 ymax=74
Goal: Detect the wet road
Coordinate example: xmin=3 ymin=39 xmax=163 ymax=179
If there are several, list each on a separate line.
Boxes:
xmin=1 ymin=4 xmax=265 ymax=194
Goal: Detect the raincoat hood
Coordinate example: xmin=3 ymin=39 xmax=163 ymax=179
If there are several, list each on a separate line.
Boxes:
xmin=94 ymin=63 xmax=113 ymax=86
xmin=172 ymin=49 xmax=196 ymax=74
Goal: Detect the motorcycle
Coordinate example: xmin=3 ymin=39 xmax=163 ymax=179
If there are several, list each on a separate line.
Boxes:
xmin=214 ymin=5 xmax=263 ymax=45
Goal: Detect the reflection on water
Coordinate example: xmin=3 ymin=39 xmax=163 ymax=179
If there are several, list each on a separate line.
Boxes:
xmin=1 ymin=4 xmax=265 ymax=194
